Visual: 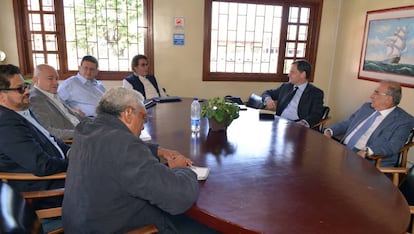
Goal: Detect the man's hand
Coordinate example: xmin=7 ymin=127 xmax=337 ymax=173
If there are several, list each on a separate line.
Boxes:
xmin=158 ymin=147 xmax=193 ymax=167
xmin=324 ymin=130 xmax=332 ymax=138
xmin=264 ymin=98 xmax=276 ymax=111
xmin=167 ymin=155 xmax=192 ymax=168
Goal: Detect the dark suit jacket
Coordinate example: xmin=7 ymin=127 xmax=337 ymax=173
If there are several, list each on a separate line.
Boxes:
xmin=30 ymin=88 xmax=81 ymax=140
xmin=0 ymin=105 xmax=68 ymax=193
xmin=262 ymin=82 xmax=324 ymax=126
xmin=124 ymin=74 xmax=161 ymax=99
xmin=329 ymin=102 xmax=414 ymax=166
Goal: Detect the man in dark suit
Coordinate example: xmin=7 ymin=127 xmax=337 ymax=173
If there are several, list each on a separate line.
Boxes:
xmin=0 ymin=64 xmax=68 ymax=196
xmin=324 ymin=80 xmax=414 ymax=166
xmin=122 ymin=54 xmax=166 ymax=99
xmin=261 ymin=60 xmax=324 ymax=127
xmin=30 ymin=64 xmax=83 ymax=140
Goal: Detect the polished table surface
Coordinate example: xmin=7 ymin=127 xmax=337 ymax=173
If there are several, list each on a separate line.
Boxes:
xmin=144 ymin=98 xmax=409 ymax=234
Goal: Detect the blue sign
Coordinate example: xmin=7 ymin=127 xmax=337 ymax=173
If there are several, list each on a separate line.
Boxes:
xmin=173 ymin=33 xmax=185 ymax=46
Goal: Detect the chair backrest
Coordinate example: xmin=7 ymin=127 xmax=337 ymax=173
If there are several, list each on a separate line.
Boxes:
xmin=0 ymin=181 xmax=43 ymax=234
xmin=224 ymin=95 xmax=244 ymax=105
xmin=397 ymin=128 xmax=414 ymax=168
xmin=246 ymin=93 xmax=264 ymax=109
xmin=0 ymin=172 xmax=66 ymax=234
xmin=311 ymin=106 xmax=330 ymax=132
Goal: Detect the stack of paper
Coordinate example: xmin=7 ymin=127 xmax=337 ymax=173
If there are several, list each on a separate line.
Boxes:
xmin=139 ymin=128 xmax=152 ymax=141
xmin=190 ymin=166 xmax=210 ymax=180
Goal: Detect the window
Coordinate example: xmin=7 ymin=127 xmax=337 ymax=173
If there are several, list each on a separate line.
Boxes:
xmin=13 ymin=0 xmax=153 ymax=80
xmin=203 ymin=0 xmax=323 ymax=82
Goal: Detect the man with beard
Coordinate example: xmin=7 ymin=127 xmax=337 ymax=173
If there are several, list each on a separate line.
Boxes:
xmin=0 ymin=64 xmax=68 ymax=199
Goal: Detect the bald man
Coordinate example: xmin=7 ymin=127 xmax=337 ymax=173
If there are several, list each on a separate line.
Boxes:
xmin=30 ymin=64 xmax=83 ymax=140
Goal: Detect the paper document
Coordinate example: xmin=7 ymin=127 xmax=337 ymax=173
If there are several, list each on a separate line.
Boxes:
xmin=140 ymin=128 xmax=152 ymax=141
xmin=190 ymin=166 xmax=210 ymax=180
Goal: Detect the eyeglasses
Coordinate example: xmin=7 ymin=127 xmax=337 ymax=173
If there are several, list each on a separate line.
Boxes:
xmin=0 ymin=82 xmax=31 ymax=94
xmin=372 ymin=90 xmax=389 ymax=96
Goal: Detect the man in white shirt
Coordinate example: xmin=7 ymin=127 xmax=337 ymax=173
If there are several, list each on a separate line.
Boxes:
xmin=58 ymin=55 xmax=105 ymax=116
xmin=123 ymin=54 xmax=166 ymax=99
xmin=30 ymin=64 xmax=83 ymax=140
xmin=324 ymin=80 xmax=414 ymax=166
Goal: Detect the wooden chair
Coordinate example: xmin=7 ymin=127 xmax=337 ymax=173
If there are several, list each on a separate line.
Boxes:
xmin=368 ymin=128 xmax=414 ymax=186
xmin=0 ymin=172 xmax=158 ymax=234
xmin=312 ymin=106 xmax=331 ymax=132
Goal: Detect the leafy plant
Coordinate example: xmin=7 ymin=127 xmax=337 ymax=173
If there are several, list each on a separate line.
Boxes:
xmin=201 ymin=97 xmax=240 ymax=126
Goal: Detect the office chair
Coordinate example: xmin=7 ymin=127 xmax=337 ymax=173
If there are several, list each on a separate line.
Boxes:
xmin=369 ymin=128 xmax=414 ymax=186
xmin=311 ymin=106 xmax=331 ymax=132
xmin=0 ymin=172 xmax=159 ymax=234
xmin=246 ymin=93 xmax=265 ymax=109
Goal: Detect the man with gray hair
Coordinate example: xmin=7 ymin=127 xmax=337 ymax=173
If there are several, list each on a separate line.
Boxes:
xmin=63 ymin=87 xmax=214 ymax=233
xmin=324 ymin=80 xmax=414 ymax=166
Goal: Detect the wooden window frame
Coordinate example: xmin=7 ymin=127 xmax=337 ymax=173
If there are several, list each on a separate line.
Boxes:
xmin=203 ymin=0 xmax=323 ymax=82
xmin=13 ymin=0 xmax=154 ymax=80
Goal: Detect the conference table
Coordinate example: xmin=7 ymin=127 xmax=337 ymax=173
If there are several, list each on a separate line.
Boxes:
xmin=144 ymin=98 xmax=410 ymax=234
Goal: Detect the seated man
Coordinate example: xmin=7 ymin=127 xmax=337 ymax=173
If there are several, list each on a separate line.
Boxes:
xmin=324 ymin=80 xmax=414 ymax=166
xmin=30 ymin=64 xmax=83 ymax=140
xmin=58 ymin=55 xmax=105 ymax=117
xmin=63 ymin=87 xmax=215 ymax=233
xmin=261 ymin=59 xmax=324 ymax=127
xmin=122 ymin=54 xmax=166 ymax=99
xmin=0 ymin=64 xmax=68 ymax=198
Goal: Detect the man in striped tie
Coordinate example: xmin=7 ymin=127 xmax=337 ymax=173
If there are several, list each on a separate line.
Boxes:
xmin=324 ymin=80 xmax=414 ymax=166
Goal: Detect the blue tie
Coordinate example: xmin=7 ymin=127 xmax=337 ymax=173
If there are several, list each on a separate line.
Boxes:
xmin=347 ymin=111 xmax=381 ymax=149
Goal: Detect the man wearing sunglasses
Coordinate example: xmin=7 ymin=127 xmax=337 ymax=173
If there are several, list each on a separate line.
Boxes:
xmin=324 ymin=80 xmax=414 ymax=166
xmin=0 ymin=64 xmax=68 ymax=205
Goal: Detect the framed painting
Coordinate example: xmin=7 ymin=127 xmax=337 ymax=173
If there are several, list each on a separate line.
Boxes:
xmin=358 ymin=6 xmax=414 ymax=88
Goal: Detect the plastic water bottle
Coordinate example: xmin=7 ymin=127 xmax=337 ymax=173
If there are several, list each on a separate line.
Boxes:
xmin=191 ymin=98 xmax=201 ymax=133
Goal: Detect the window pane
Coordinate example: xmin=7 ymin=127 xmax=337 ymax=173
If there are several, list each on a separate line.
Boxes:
xmin=210 ymin=1 xmax=282 ymax=74
xmin=298 ymin=26 xmax=308 ymax=41
xmin=32 ymin=34 xmax=43 ymax=50
xmin=47 ymin=54 xmax=59 ymax=69
xmin=45 ymin=34 xmax=57 ymax=51
xmin=33 ymin=53 xmax=45 ymax=65
xmin=43 ymin=14 xmax=56 ymax=31
xmin=29 ymin=13 xmax=42 ymax=31
xmin=300 ymin=8 xmax=310 ymax=24
xmin=289 ymin=7 xmax=299 ymax=23
xmin=287 ymin=25 xmax=297 ymax=41
xmin=42 ymin=0 xmax=54 ymax=11
xmin=297 ymin=43 xmax=306 ymax=57
xmin=28 ymin=0 xmax=40 ymax=11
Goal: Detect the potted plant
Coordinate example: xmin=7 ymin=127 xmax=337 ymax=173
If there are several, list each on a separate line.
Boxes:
xmin=201 ymin=97 xmax=240 ymax=131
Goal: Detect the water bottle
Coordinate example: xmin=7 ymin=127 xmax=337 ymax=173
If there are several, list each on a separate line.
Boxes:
xmin=191 ymin=98 xmax=201 ymax=133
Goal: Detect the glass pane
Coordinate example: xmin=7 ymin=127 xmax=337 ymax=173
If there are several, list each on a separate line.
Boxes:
xmin=66 ymin=42 xmax=78 ymax=70
xmin=289 ymin=7 xmax=299 ymax=23
xmin=43 ymin=14 xmax=56 ymax=31
xmin=33 ymin=53 xmax=45 ymax=65
xmin=284 ymin=59 xmax=294 ymax=74
xmin=297 ymin=43 xmax=306 ymax=57
xmin=285 ymin=42 xmax=295 ymax=57
xmin=42 ymin=0 xmax=55 ymax=11
xmin=47 ymin=54 xmax=59 ymax=69
xmin=300 ymin=8 xmax=310 ymax=24
xmin=298 ymin=26 xmax=308 ymax=41
xmin=29 ymin=14 xmax=42 ymax=31
xmin=210 ymin=1 xmax=283 ymax=74
xmin=28 ymin=0 xmax=40 ymax=11
xmin=287 ymin=25 xmax=297 ymax=41
xmin=32 ymin=34 xmax=43 ymax=50
xmin=45 ymin=34 xmax=57 ymax=50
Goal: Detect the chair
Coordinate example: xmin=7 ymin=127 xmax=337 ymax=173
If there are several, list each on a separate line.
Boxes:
xmin=0 ymin=172 xmax=159 ymax=234
xmin=369 ymin=128 xmax=414 ymax=186
xmin=311 ymin=106 xmax=330 ymax=132
xmin=246 ymin=93 xmax=265 ymax=109
xmin=224 ymin=95 xmax=244 ymax=105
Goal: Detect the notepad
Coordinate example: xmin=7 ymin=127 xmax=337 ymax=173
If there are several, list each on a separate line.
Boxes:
xmin=139 ymin=128 xmax=152 ymax=141
xmin=259 ymin=109 xmax=276 ymax=120
xmin=190 ymin=166 xmax=210 ymax=180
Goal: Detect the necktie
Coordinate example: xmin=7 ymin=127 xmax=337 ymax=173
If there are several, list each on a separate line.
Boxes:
xmin=277 ymin=86 xmax=298 ymax=115
xmin=346 ymin=111 xmax=381 ymax=149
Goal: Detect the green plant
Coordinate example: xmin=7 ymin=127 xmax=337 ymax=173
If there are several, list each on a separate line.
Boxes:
xmin=201 ymin=97 xmax=240 ymax=126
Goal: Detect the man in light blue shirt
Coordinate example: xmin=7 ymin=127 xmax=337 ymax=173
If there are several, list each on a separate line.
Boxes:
xmin=58 ymin=55 xmax=105 ymax=117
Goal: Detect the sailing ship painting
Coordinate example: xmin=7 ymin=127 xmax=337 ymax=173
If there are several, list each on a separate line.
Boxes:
xmin=362 ymin=18 xmax=414 ymax=78
xmin=382 ymin=26 xmax=408 ymax=64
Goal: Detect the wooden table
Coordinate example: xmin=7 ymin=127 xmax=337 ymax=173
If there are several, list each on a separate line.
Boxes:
xmin=144 ymin=98 xmax=410 ymax=234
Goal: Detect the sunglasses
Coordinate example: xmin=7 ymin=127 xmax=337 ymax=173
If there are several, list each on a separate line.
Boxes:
xmin=0 ymin=82 xmax=31 ymax=94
